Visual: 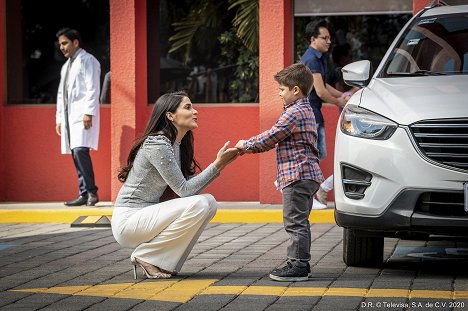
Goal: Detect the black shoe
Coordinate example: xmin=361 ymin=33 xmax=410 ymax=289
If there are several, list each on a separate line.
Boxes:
xmin=269 ymin=261 xmax=309 ymax=282
xmin=87 ymin=193 xmax=99 ymax=206
xmin=65 ymin=196 xmax=87 ymax=206
xmin=271 ymin=262 xmax=312 ymax=277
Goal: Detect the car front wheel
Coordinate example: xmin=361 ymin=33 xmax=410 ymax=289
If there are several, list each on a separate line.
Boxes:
xmin=343 ymin=228 xmax=384 ymax=267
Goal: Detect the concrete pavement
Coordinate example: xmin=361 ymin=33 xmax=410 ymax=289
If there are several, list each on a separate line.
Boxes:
xmin=1 ymin=203 xmax=468 ymax=310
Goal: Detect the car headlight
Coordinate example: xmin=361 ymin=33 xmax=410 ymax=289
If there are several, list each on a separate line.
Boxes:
xmin=340 ymin=105 xmax=397 ymax=140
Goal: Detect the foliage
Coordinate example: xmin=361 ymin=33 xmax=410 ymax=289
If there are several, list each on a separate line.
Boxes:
xmin=169 ymin=1 xmax=227 ymax=65
xmin=168 ymin=0 xmax=259 ymax=103
xmin=219 ymin=30 xmax=258 ymax=102
xmin=228 ymin=0 xmax=259 ymax=53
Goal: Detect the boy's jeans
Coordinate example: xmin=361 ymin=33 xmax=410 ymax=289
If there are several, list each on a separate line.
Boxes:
xmin=282 ymin=179 xmax=320 ymax=267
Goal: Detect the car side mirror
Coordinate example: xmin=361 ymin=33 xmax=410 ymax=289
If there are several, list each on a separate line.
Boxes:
xmin=342 ymin=60 xmax=372 ymax=88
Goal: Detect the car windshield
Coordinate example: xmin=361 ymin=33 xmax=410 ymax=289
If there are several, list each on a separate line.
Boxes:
xmin=382 ymin=12 xmax=468 ymax=77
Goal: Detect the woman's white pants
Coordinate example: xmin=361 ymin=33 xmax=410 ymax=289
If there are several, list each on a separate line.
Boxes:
xmin=111 ymin=194 xmax=217 ymax=273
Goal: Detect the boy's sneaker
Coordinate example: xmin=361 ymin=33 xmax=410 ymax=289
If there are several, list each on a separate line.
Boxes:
xmin=269 ymin=261 xmax=309 ymax=282
xmin=312 ymin=198 xmax=327 ymax=210
xmin=307 ymin=262 xmax=312 ymax=278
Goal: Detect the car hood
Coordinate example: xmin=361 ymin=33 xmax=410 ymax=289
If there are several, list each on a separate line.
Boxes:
xmin=359 ymin=75 xmax=468 ymax=125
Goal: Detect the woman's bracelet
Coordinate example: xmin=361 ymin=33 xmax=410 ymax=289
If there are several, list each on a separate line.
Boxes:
xmin=341 ymin=92 xmax=351 ymax=98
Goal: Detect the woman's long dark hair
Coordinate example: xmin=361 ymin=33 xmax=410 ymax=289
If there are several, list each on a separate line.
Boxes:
xmin=118 ymin=91 xmax=201 ymax=182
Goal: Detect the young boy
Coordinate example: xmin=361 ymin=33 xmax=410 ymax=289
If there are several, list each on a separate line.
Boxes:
xmin=235 ymin=62 xmax=324 ymax=282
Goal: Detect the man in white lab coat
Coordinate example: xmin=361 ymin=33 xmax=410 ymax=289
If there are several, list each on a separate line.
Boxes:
xmin=55 ymin=28 xmax=101 ymax=206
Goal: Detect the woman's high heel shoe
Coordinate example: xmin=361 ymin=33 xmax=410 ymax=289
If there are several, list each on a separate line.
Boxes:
xmin=131 ymin=257 xmax=172 ymax=279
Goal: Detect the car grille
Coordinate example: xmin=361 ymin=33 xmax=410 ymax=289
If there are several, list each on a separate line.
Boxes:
xmin=410 ymin=119 xmax=468 ymax=171
xmin=416 ymin=192 xmax=466 ymax=217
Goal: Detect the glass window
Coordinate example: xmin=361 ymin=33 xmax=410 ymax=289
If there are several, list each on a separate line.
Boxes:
xmin=294 ymin=0 xmax=412 ymax=16
xmin=147 ymin=0 xmax=259 ymax=104
xmin=5 ymin=0 xmax=110 ymax=104
xmin=383 ymin=13 xmax=468 ymax=76
xmin=295 ymin=15 xmax=411 ymax=78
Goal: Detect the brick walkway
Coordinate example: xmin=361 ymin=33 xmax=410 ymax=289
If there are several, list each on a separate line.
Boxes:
xmin=1 ymin=222 xmax=468 ymax=310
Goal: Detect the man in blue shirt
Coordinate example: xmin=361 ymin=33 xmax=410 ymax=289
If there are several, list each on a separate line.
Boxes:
xmin=300 ymin=19 xmax=351 ymax=207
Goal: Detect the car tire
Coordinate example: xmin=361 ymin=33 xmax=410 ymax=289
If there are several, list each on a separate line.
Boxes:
xmin=343 ymin=228 xmax=384 ymax=267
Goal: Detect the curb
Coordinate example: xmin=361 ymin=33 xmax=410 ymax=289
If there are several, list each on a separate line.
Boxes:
xmin=0 ymin=209 xmax=335 ymax=224
xmin=212 ymin=209 xmax=335 ymax=223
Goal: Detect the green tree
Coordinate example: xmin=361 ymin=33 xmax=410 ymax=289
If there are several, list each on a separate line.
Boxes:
xmin=169 ymin=0 xmax=258 ymax=102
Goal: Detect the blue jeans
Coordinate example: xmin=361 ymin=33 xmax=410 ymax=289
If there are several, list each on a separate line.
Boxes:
xmin=317 ymin=124 xmax=327 ymax=161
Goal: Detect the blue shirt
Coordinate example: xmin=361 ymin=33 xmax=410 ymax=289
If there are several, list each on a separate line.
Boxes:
xmin=300 ymin=46 xmax=327 ymax=125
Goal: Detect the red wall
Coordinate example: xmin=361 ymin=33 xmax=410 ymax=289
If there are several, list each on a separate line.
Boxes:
xmin=320 ymin=105 xmax=340 ymax=202
xmin=257 ymin=0 xmax=293 ymax=204
xmin=2 ymin=105 xmax=111 ymax=201
xmin=0 ymin=103 xmax=338 ymax=202
xmin=0 ymin=0 xmax=5 ymax=201
xmin=0 ymin=104 xmax=263 ymax=202
xmin=109 ymin=0 xmax=148 ymax=201
xmin=193 ymin=105 xmax=260 ymax=201
xmin=413 ymin=0 xmax=433 ymax=14
xmin=0 ymin=0 xmax=356 ymax=203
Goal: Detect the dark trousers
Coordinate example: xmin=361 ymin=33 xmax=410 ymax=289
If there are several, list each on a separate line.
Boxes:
xmin=282 ymin=179 xmax=320 ymax=266
xmin=71 ymin=147 xmax=98 ymax=197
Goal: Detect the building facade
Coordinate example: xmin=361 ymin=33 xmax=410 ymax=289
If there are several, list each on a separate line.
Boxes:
xmin=0 ymin=0 xmax=435 ymax=203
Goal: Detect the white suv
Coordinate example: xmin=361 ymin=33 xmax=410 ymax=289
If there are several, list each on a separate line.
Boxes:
xmin=334 ymin=3 xmax=468 ymax=266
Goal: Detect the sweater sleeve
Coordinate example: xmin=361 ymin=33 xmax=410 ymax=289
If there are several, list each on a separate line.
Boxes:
xmin=143 ymin=137 xmax=220 ymax=197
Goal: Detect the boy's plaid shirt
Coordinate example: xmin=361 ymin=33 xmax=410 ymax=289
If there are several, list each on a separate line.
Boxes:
xmin=243 ymin=98 xmax=324 ymax=190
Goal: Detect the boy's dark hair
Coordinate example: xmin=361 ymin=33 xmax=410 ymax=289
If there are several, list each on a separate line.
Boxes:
xmin=56 ymin=28 xmax=81 ymax=44
xmin=274 ymin=63 xmax=313 ymax=97
xmin=305 ymin=19 xmax=328 ymax=42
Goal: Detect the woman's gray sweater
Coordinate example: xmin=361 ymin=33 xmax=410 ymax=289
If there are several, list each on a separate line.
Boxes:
xmin=114 ymin=135 xmax=219 ymax=208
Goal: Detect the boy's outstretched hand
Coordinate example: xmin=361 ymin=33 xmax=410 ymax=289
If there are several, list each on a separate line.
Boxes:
xmin=235 ymin=140 xmax=245 ymax=150
xmin=235 ymin=140 xmax=252 ymax=155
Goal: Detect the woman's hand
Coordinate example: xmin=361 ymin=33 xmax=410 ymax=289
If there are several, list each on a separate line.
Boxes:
xmin=213 ymin=141 xmax=239 ymax=171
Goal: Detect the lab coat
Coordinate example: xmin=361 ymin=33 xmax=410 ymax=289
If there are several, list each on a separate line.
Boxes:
xmin=56 ymin=48 xmax=101 ymax=154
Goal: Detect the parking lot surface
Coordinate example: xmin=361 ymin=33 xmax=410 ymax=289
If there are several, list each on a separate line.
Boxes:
xmin=1 ymin=222 xmax=467 ymax=311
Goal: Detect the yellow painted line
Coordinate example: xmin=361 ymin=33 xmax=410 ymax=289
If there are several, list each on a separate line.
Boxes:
xmin=455 ymin=291 xmax=468 ymax=299
xmin=114 ymin=281 xmax=179 ymax=300
xmin=201 ymin=285 xmax=247 ymax=295
xmin=147 ymin=279 xmax=216 ymax=303
xmin=325 ymin=287 xmax=367 ymax=297
xmin=367 ymin=288 xmax=409 ymax=298
xmin=410 ymin=289 xmax=453 ymax=299
xmin=0 ymin=209 xmax=335 ymax=224
xmin=283 ymin=287 xmax=327 ymax=296
xmin=10 ymin=283 xmax=468 ymax=302
xmin=212 ymin=209 xmax=335 ymax=223
xmin=242 ymin=285 xmax=286 ymax=296
xmin=0 ymin=209 xmax=113 ymax=223
xmin=79 ymin=283 xmax=132 ymax=297
xmin=80 ymin=216 xmax=103 ymax=224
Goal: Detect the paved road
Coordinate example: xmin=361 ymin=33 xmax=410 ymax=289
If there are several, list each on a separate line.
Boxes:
xmin=0 ymin=223 xmax=467 ymax=311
